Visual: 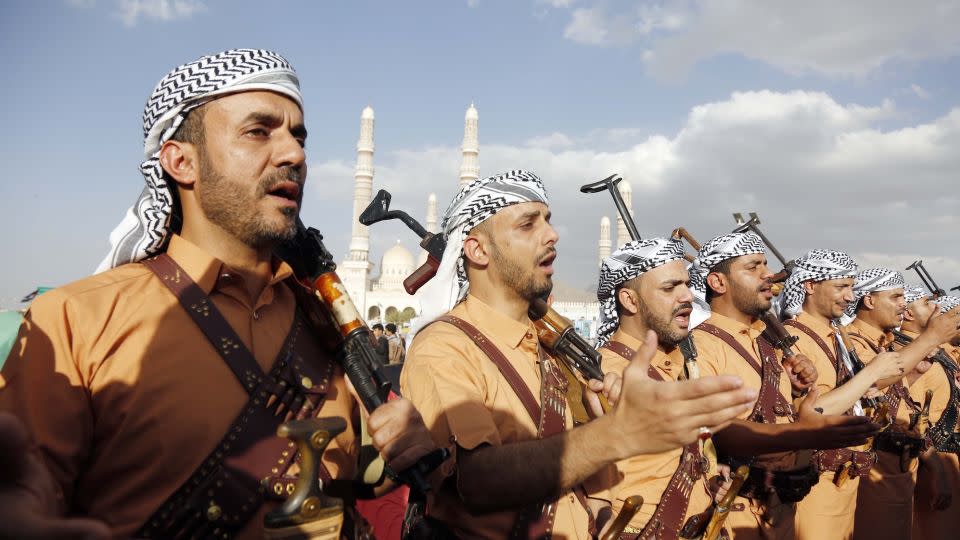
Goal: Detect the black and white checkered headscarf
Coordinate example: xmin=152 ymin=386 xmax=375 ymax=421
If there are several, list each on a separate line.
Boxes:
xmin=841 ymin=267 xmax=905 ymax=323
xmin=96 ymin=49 xmax=303 ymax=272
xmin=903 ymin=284 xmax=929 ymax=306
xmin=413 ymin=170 xmax=549 ymax=335
xmin=688 ymin=232 xmax=766 ymax=327
xmin=938 ymin=295 xmax=960 ymax=313
xmin=595 ymin=238 xmax=686 ymax=346
xmin=779 ymin=249 xmax=858 ymax=318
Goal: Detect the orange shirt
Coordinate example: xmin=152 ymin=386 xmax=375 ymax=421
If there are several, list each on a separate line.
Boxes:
xmin=899 ymin=330 xmax=951 ymax=428
xmin=400 ymin=295 xmax=597 ymax=540
xmin=599 ymin=329 xmax=714 ymax=530
xmin=0 ymin=235 xmax=357 ymax=539
xmin=788 ymin=311 xmax=842 ymax=396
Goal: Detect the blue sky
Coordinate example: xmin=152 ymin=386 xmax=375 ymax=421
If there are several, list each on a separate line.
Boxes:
xmin=1 ymin=0 xmax=959 ymax=307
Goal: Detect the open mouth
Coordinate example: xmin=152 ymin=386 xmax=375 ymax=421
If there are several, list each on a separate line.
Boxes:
xmin=759 ymin=284 xmax=773 ymax=298
xmin=266 ymin=181 xmax=301 ymax=208
xmin=674 ymin=306 xmax=692 ymax=327
xmin=537 ymin=252 xmax=556 ymax=275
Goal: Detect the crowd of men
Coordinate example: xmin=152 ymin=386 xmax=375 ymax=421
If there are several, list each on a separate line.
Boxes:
xmin=0 ymin=48 xmax=958 ymax=540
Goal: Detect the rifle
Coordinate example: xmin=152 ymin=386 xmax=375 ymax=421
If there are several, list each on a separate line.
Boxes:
xmin=702 ymin=465 xmax=749 ymax=540
xmin=835 ymin=324 xmax=879 ymax=410
xmin=906 ymin=260 xmax=946 ymax=299
xmin=671 ymin=227 xmax=700 ymax=263
xmin=732 ymin=212 xmax=794 ymax=294
xmin=580 ymin=174 xmax=640 ymax=242
xmin=275 ymin=220 xmax=449 ymax=495
xmin=359 ymin=190 xmax=610 ymax=404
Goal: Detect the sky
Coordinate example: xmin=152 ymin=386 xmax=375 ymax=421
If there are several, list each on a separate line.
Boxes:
xmin=1 ymin=0 xmax=959 ymax=308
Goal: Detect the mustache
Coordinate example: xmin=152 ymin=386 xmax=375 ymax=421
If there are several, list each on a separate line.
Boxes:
xmin=259 ymin=167 xmax=305 ymax=194
xmin=536 ymin=247 xmax=557 ymax=264
xmin=672 ymin=303 xmax=693 ymax=316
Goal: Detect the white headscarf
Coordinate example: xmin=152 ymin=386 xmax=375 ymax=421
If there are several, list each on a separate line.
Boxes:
xmin=97 ymin=49 xmax=303 ymax=272
xmin=938 ymin=295 xmax=960 ymax=313
xmin=779 ymin=249 xmax=858 ymax=318
xmin=595 ymin=238 xmax=686 ymax=346
xmin=412 ymin=170 xmax=549 ymax=335
xmin=840 ymin=267 xmax=905 ymax=324
xmin=903 ymin=284 xmax=930 ymax=306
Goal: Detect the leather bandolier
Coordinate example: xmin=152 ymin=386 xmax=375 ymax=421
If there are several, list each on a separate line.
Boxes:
xmin=693 ymin=323 xmax=819 ymax=504
xmin=601 ymin=341 xmax=710 ymax=540
xmin=427 ymin=315 xmax=596 ymax=540
xmin=783 ymin=320 xmax=876 ymax=478
xmin=926 ymin=350 xmax=960 ymax=454
xmin=847 ymin=331 xmax=926 ymax=468
xmin=136 ymin=254 xmax=342 ymax=539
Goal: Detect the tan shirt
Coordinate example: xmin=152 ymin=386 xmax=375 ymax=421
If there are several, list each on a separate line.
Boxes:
xmin=694 ymin=312 xmax=795 ymax=470
xmin=900 ymin=330 xmax=951 ymax=428
xmin=401 ymin=295 xmax=596 ymax=540
xmin=0 ymin=235 xmax=357 ymax=539
xmin=788 ymin=311 xmax=841 ymax=396
xmin=847 ymin=318 xmax=914 ymax=428
xmin=599 ymin=329 xmax=714 ymax=529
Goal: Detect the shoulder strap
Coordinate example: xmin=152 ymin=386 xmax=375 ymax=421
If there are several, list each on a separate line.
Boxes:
xmin=695 ymin=323 xmax=763 ymax=375
xmin=434 ymin=315 xmax=543 ymax=427
xmin=143 ymin=254 xmax=266 ymax=396
xmin=848 ymin=332 xmax=882 ymax=355
xmin=138 ymin=254 xmax=336 ymax=539
xmin=601 ymin=341 xmax=659 ymax=379
xmin=785 ymin=319 xmax=843 ymax=377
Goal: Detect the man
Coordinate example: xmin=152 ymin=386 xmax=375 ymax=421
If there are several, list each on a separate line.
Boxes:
xmin=937 ymin=295 xmax=960 ymax=364
xmin=372 ymin=323 xmax=390 ymax=364
xmin=898 ymin=286 xmax=959 ymax=540
xmin=688 ymin=233 xmax=879 ymax=540
xmin=842 ymin=268 xmax=960 ymax=540
xmin=385 ymin=323 xmax=405 ymax=364
xmin=0 ymin=49 xmax=436 ymax=540
xmin=778 ymin=250 xmax=906 ymax=540
xmin=401 ymin=171 xmax=759 ymax=539
xmin=593 ymin=237 xmax=727 ymax=538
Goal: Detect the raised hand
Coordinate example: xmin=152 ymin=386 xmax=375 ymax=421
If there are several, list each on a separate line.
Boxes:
xmin=923 ymin=307 xmax=960 ymax=346
xmin=866 ymin=351 xmax=908 ymax=381
xmin=0 ymin=412 xmax=110 ymax=540
xmin=782 ymin=353 xmax=817 ymax=392
xmin=585 ymin=371 xmax=623 ymax=417
xmin=366 ymin=399 xmax=438 ymax=473
xmin=610 ymin=331 xmax=758 ymax=456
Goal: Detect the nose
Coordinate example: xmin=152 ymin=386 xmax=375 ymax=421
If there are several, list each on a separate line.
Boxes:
xmin=544 ymin=221 xmax=559 ymax=246
xmin=274 ymin=129 xmax=307 ymax=172
xmin=678 ymin=284 xmax=694 ymax=304
xmin=842 ymin=289 xmax=855 ymax=302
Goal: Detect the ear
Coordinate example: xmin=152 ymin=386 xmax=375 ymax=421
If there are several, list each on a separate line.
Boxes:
xmin=803 ymin=281 xmax=816 ymax=296
xmin=617 ymin=288 xmax=640 ymax=316
xmin=462 ymin=234 xmax=490 ymax=268
xmin=862 ymin=294 xmax=875 ymax=311
xmin=706 ymin=272 xmax=727 ymax=296
xmin=158 ymin=140 xmax=199 ymax=188
xmin=903 ymin=306 xmax=917 ymax=322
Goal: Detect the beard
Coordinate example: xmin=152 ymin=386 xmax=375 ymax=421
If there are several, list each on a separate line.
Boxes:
xmin=638 ymin=298 xmax=690 ymax=347
xmin=732 ymin=280 xmax=773 ymax=318
xmin=489 ymin=240 xmax=553 ymax=302
xmin=196 ymin=153 xmax=301 ymax=248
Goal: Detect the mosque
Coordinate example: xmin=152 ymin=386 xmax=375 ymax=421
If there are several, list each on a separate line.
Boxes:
xmin=338 ymin=105 xmax=634 ymax=340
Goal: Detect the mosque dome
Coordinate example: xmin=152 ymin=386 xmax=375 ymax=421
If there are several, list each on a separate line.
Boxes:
xmin=361 ymin=106 xmax=375 ymax=119
xmin=465 ymin=102 xmax=478 ymax=120
xmin=375 ymin=241 xmax=415 ymax=291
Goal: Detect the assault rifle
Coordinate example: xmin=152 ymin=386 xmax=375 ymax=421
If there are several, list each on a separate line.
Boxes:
xmin=906 ymin=260 xmax=946 ymax=299
xmin=276 ymin=220 xmax=449 ymax=495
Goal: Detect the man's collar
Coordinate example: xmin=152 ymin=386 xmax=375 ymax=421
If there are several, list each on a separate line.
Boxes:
xmin=164 ymin=234 xmax=294 ymax=295
xmin=795 ymin=310 xmax=836 ymax=336
xmin=850 ymin=317 xmax=887 ymax=345
xmin=464 ymin=295 xmax=534 ymax=349
xmin=705 ymin=310 xmax=765 ymax=336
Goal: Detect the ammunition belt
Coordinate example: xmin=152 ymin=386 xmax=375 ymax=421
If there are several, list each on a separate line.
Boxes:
xmin=812 ymin=448 xmax=876 ymax=478
xmin=873 ymin=430 xmax=925 ymax=459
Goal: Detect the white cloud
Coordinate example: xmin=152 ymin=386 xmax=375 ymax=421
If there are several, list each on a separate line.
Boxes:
xmin=116 ymin=0 xmax=205 ymax=27
xmin=910 ymin=84 xmax=932 ymax=100
xmin=305 ymin=89 xmax=960 ymax=291
xmin=556 ymin=1 xmax=960 ymax=80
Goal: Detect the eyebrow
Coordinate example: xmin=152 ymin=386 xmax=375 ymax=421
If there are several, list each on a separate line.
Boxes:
xmin=660 ymin=279 xmax=685 ymax=287
xmin=517 ymin=209 xmax=547 ymax=221
xmin=241 ymin=111 xmax=308 ymax=140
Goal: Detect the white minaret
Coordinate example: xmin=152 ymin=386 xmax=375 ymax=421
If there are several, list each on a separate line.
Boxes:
xmin=426 ymin=193 xmax=438 ymax=234
xmin=459 ymin=103 xmax=479 ymax=187
xmin=615 ymin=180 xmax=634 ymax=249
xmin=341 ymin=106 xmax=376 ymax=314
xmin=598 ymin=216 xmax=611 ymax=267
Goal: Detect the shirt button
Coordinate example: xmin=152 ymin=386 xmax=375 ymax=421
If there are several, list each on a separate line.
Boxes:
xmin=664 ymin=360 xmax=671 ymax=366
xmin=526 ymin=331 xmax=534 ymax=339
xmin=253 ymin=310 xmax=261 ymax=321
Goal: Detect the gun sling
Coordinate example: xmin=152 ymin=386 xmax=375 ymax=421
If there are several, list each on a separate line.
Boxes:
xmin=429 ymin=315 xmax=596 ymax=540
xmin=928 ymin=351 xmax=960 ymax=453
xmin=783 ymin=320 xmax=876 ymax=478
xmin=692 ymin=324 xmax=818 ymax=504
xmin=137 ymin=254 xmax=337 ymax=539
xmin=601 ymin=341 xmax=711 ymax=540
